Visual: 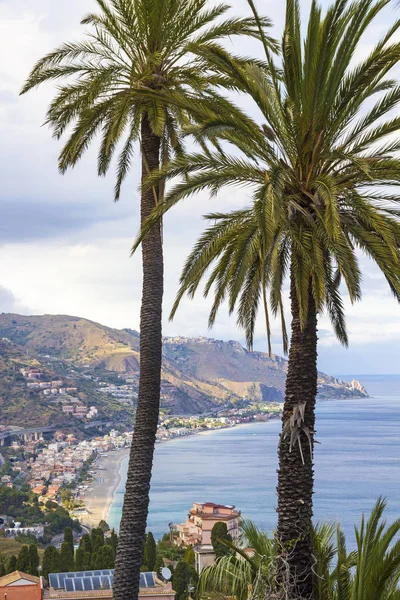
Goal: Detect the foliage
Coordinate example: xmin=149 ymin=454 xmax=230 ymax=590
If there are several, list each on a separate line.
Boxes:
xmin=91 ymin=527 xmax=105 ymax=553
xmin=28 ymin=544 xmax=40 ymax=576
xmin=60 ymin=541 xmax=75 ymax=572
xmin=98 ymin=520 xmax=110 ymax=533
xmin=200 ymin=501 xmax=400 ymax=600
xmin=137 ymin=0 xmax=400 ymax=353
xmin=63 ymin=527 xmax=74 ymax=555
xmin=211 ymin=522 xmax=232 ymax=559
xmin=144 ymin=532 xmax=157 ymax=571
xmin=183 ymin=545 xmax=195 ymax=567
xmin=74 ymin=547 xmax=87 ymax=571
xmin=15 ymin=545 xmax=30 ymax=573
xmin=173 ymin=560 xmax=190 ymax=600
xmin=41 ymin=545 xmax=61 ymax=580
xmin=5 ymin=554 xmax=17 ymax=574
xmin=92 ymin=544 xmax=115 ymax=569
xmin=79 ymin=534 xmax=92 ymax=554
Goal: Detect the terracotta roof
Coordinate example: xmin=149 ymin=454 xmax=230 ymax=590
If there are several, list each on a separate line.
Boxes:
xmin=0 ymin=571 xmax=41 ymax=586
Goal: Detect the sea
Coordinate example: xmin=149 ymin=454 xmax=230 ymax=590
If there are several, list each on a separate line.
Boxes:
xmin=107 ymin=375 xmax=400 ymax=546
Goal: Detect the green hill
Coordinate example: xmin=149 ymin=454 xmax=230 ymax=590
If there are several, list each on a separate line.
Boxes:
xmin=0 ymin=313 xmax=368 ymax=427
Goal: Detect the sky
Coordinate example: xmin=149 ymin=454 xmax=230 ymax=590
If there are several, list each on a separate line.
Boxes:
xmin=0 ymin=0 xmax=399 ymax=375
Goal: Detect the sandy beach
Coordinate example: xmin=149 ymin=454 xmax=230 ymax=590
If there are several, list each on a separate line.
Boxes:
xmin=80 ymin=448 xmax=130 ymax=528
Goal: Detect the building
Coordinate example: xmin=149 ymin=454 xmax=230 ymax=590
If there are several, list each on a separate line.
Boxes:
xmin=44 ymin=570 xmax=175 ymax=600
xmin=174 ymin=502 xmax=241 ymax=574
xmin=5 ymin=525 xmax=44 ymax=539
xmin=0 ymin=570 xmax=43 ymax=600
xmin=175 ymin=502 xmax=240 ymax=547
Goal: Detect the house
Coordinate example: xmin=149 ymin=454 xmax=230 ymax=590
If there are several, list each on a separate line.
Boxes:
xmin=0 ymin=570 xmax=43 ymax=600
xmin=174 ymin=502 xmax=241 ymax=574
xmin=44 ymin=570 xmax=175 ymax=600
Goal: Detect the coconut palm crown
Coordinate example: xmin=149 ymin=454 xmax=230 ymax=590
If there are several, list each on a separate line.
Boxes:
xmin=134 ymin=0 xmax=400 ymax=596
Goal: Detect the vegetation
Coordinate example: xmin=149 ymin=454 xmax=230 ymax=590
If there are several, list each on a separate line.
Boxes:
xmin=15 ymin=545 xmax=30 ymax=573
xmin=173 ymin=561 xmax=191 ymax=600
xmin=143 ymin=532 xmax=157 ymax=572
xmin=200 ymin=500 xmax=400 ymax=600
xmin=138 ymin=0 xmax=400 ymax=593
xmin=211 ymin=522 xmax=232 ymax=559
xmin=42 ymin=545 xmax=61 ymax=580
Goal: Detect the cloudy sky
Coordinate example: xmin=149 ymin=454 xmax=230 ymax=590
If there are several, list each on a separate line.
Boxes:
xmin=0 ymin=0 xmax=399 ymax=375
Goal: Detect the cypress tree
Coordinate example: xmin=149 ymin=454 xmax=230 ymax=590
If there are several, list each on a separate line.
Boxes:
xmin=79 ymin=534 xmax=92 ymax=554
xmin=16 ymin=545 xmax=30 ymax=573
xmin=64 ymin=526 xmax=74 ymax=555
xmin=173 ymin=561 xmax=190 ymax=600
xmin=143 ymin=532 xmax=156 ymax=571
xmin=75 ymin=547 xmax=86 ymax=571
xmin=91 ymin=528 xmax=104 ymax=553
xmin=94 ymin=545 xmax=115 ymax=569
xmin=0 ymin=561 xmax=5 ymax=577
xmin=5 ymin=555 xmax=17 ymax=574
xmin=183 ymin=545 xmax=195 ymax=567
xmin=60 ymin=542 xmax=75 ymax=573
xmin=109 ymin=529 xmax=118 ymax=554
xmin=211 ymin=522 xmax=232 ymax=558
xmin=28 ymin=544 xmax=40 ymax=576
xmin=42 ymin=546 xmax=61 ymax=579
xmin=98 ymin=520 xmax=110 ymax=533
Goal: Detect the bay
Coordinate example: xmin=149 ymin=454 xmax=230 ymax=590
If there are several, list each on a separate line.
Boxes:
xmin=108 ymin=375 xmax=400 ymax=545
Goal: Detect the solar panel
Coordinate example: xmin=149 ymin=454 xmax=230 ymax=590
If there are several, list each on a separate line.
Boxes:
xmin=49 ymin=570 xmax=155 ymax=591
xmin=48 ymin=573 xmax=59 ymax=589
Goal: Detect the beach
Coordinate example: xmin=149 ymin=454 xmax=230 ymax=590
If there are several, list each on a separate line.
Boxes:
xmin=80 ymin=448 xmax=130 ymax=528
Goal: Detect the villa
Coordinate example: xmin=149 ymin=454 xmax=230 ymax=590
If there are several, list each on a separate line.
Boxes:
xmin=173 ymin=502 xmax=241 ymax=573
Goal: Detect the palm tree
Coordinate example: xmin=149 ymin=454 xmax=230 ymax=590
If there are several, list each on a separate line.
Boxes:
xmin=20 ymin=2 xmax=276 ymax=598
xmin=135 ymin=0 xmax=400 ymax=596
xmin=199 ymin=500 xmax=400 ymax=600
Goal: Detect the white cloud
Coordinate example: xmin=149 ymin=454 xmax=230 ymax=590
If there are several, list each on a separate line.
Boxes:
xmin=0 ymin=0 xmax=399 ymax=374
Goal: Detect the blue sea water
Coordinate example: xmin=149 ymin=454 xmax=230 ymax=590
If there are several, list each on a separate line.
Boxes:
xmin=108 ymin=375 xmax=400 ymax=545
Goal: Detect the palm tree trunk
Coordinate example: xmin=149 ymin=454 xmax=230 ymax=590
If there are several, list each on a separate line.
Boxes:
xmin=276 ymin=273 xmax=318 ymax=600
xmin=113 ymin=114 xmax=163 ymax=600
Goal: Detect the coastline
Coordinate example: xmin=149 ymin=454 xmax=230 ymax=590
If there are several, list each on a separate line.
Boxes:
xmin=80 ymin=447 xmax=130 ymax=528
xmin=81 ymin=419 xmax=280 ymax=529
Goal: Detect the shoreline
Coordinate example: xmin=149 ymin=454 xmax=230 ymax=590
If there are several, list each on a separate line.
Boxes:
xmin=80 ymin=419 xmax=280 ymax=529
xmin=80 ymin=447 xmax=130 ymax=528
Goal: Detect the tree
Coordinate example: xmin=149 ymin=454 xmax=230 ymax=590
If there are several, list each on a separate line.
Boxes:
xmin=211 ymin=523 xmax=232 ymax=559
xmin=92 ymin=545 xmax=115 ymax=570
xmin=5 ymin=555 xmax=17 ymax=574
xmin=183 ymin=545 xmax=195 ymax=567
xmin=64 ymin=526 xmax=74 ymax=555
xmin=91 ymin=527 xmax=105 ymax=553
xmin=142 ymin=0 xmax=400 ymax=595
xmin=200 ymin=502 xmax=400 ymax=600
xmin=79 ymin=533 xmax=92 ymax=555
xmin=42 ymin=546 xmax=61 ymax=579
xmin=74 ymin=547 xmax=87 ymax=571
xmin=28 ymin=544 xmax=40 ymax=577
xmin=173 ymin=561 xmax=190 ymax=600
xmin=143 ymin=532 xmax=156 ymax=571
xmin=0 ymin=560 xmax=5 ymax=578
xmin=21 ymin=3 xmax=274 ymax=599
xmin=16 ymin=545 xmax=30 ymax=573
xmin=98 ymin=520 xmax=110 ymax=533
xmin=60 ymin=541 xmax=75 ymax=573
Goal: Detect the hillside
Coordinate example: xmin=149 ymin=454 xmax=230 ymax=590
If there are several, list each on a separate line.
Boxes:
xmin=0 ymin=313 xmax=367 ymax=425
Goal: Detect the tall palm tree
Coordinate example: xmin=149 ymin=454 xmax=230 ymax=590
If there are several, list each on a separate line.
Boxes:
xmin=135 ymin=0 xmax=400 ymax=596
xmin=20 ymin=2 xmax=276 ymax=598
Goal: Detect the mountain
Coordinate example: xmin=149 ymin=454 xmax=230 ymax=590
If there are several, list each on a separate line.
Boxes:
xmin=0 ymin=313 xmax=367 ymax=426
